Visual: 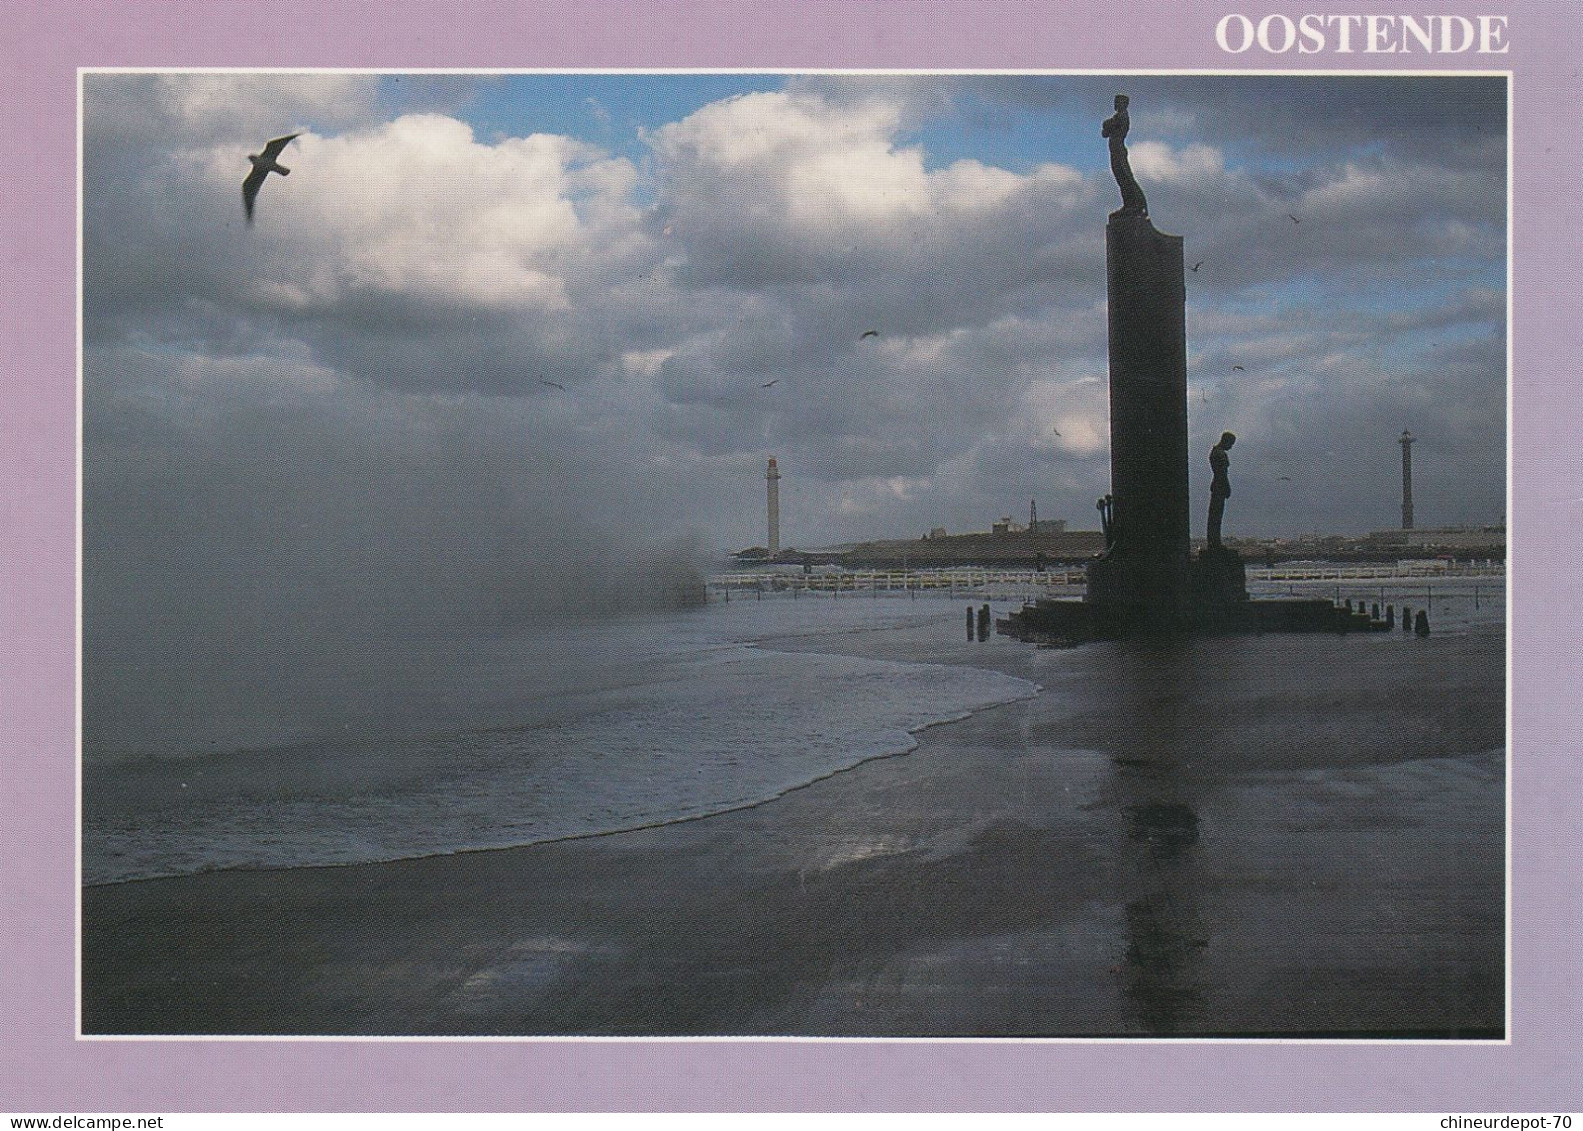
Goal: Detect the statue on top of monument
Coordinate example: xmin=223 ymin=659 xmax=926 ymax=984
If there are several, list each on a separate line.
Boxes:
xmin=1101 ymin=94 xmax=1149 ymax=219
xmin=1207 ymin=431 xmax=1236 ymax=549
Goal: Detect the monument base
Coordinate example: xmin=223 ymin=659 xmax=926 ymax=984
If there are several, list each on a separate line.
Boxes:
xmin=998 ymin=548 xmax=1391 ymax=643
xmin=1085 ymin=550 xmax=1190 ymax=619
xmin=1188 ymin=546 xmax=1249 ymax=607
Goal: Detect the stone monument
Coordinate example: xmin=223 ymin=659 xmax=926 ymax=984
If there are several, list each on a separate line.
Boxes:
xmin=996 ymin=96 xmax=1391 ymax=643
xmin=1085 ymin=94 xmax=1194 ymax=630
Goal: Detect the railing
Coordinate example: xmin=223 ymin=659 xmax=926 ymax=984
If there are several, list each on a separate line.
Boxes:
xmin=1247 ymin=561 xmax=1504 ymax=581
xmin=708 ymin=560 xmax=1504 ymax=595
xmin=709 ymin=568 xmax=1088 ymax=593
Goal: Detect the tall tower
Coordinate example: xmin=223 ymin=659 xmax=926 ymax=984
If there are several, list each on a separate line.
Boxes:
xmin=1029 ymin=498 xmax=1038 ymax=533
xmin=766 ymin=457 xmax=781 ymax=557
xmin=1399 ymin=430 xmax=1415 ymax=530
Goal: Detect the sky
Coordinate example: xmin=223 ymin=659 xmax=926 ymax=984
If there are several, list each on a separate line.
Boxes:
xmin=82 ymin=72 xmax=1507 ymax=628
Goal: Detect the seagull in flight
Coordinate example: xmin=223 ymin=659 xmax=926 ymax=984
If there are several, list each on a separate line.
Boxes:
xmin=860 ymin=330 xmax=879 ymax=340
xmin=539 ymin=379 xmax=566 ymax=391
xmin=242 ymin=132 xmax=301 ymax=224
xmin=1232 ymin=365 xmax=1245 ymax=371
xmin=1190 ymin=261 xmax=1204 ymax=272
xmin=1287 ymin=213 xmax=1301 ymax=225
xmin=1278 ymin=475 xmax=1292 ymax=481
xmin=761 ymin=379 xmax=779 ymax=388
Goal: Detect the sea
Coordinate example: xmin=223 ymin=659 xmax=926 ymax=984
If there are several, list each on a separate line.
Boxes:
xmin=82 ymin=594 xmax=1040 ymax=886
xmin=83 ymin=574 xmax=1505 ymax=887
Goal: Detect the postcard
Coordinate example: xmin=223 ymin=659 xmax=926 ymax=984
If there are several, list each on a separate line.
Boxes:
xmin=4 ymin=0 xmax=1580 ymax=1116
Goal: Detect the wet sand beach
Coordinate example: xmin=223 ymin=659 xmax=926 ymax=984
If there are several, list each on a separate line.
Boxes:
xmin=82 ymin=612 xmax=1505 ymax=1037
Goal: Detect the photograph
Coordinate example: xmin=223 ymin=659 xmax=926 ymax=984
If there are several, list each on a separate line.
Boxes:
xmin=4 ymin=0 xmax=1580 ymax=1118
xmin=80 ymin=70 xmax=1507 ymax=1039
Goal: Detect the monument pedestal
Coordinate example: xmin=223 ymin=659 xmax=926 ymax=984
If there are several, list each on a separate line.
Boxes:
xmin=1085 ymin=552 xmax=1192 ymax=633
xmin=1085 ymin=213 xmax=1191 ymax=628
xmin=1188 ymin=546 xmax=1249 ymax=607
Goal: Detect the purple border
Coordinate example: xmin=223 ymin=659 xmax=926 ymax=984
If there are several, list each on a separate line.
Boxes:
xmin=4 ymin=0 xmax=1578 ymax=1113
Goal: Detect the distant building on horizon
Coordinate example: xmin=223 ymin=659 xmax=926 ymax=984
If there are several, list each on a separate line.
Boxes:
xmin=730 ymin=508 xmax=1101 ymax=569
xmin=842 ymin=512 xmax=1101 ymax=569
xmin=1217 ymin=524 xmax=1505 ymax=563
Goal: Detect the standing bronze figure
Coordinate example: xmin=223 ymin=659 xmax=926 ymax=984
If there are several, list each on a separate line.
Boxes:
xmin=1101 ymin=94 xmax=1148 ymax=218
xmin=1207 ymin=431 xmax=1236 ymax=548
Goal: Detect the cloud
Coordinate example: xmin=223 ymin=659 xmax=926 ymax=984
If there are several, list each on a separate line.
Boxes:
xmin=651 ymin=90 xmax=1088 ymax=298
xmin=1129 ymin=141 xmax=1226 ymax=182
xmin=84 ymin=71 xmax=1507 ymax=572
xmin=87 ymin=106 xmax=653 ymax=360
xmin=954 ymin=73 xmax=1506 ymax=169
xmin=233 ymin=118 xmax=587 ymax=311
xmin=83 ymin=73 xmax=382 ymax=154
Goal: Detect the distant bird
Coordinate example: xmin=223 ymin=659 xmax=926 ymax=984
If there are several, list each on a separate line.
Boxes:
xmin=761 ymin=379 xmax=779 ymax=388
xmin=241 ymin=132 xmax=301 ymax=224
xmin=1287 ymin=213 xmax=1301 ymax=224
xmin=539 ymin=379 xmax=566 ymax=391
xmin=1278 ymin=475 xmax=1292 ymax=481
xmin=860 ymin=330 xmax=879 ymax=340
xmin=1232 ymin=365 xmax=1245 ymax=371
xmin=1191 ymin=260 xmax=1204 ymax=272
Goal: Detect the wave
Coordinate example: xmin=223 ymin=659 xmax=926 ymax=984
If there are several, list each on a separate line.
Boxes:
xmin=84 ymin=604 xmax=1038 ymax=885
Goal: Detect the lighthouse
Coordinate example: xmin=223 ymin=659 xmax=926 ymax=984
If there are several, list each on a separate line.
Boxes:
xmin=1399 ymin=430 xmax=1415 ymax=531
xmin=766 ymin=458 xmax=781 ymax=558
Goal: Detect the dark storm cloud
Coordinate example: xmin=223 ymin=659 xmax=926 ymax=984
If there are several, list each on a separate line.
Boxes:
xmin=948 ymin=74 xmax=1506 ymax=165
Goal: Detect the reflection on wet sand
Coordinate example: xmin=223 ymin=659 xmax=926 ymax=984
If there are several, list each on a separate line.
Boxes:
xmin=1122 ymin=804 xmax=1206 ymax=1032
xmin=1107 ymin=641 xmax=1210 ymax=1034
